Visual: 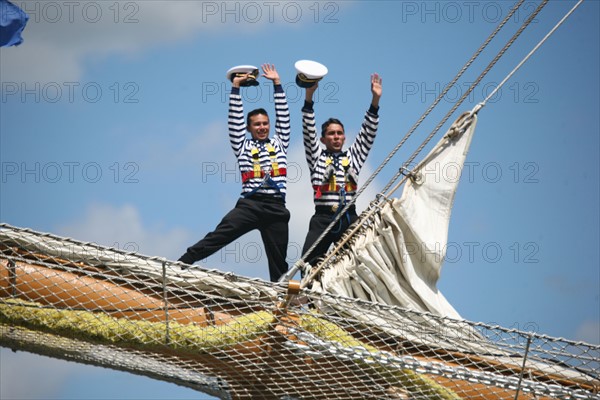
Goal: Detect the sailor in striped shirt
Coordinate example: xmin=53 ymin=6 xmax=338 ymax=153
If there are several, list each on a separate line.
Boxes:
xmin=301 ymin=73 xmax=382 ymax=268
xmin=179 ymin=64 xmax=291 ymax=282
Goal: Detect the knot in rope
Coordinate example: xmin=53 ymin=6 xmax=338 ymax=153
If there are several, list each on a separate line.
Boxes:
xmin=446 ymin=110 xmax=476 ymax=140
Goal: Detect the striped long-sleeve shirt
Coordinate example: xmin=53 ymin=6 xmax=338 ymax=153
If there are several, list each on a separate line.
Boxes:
xmin=302 ymin=101 xmax=379 ymax=208
xmin=228 ymin=85 xmax=291 ymax=198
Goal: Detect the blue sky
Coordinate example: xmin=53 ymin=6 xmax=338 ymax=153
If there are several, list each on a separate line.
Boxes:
xmin=1 ymin=1 xmax=598 ymax=399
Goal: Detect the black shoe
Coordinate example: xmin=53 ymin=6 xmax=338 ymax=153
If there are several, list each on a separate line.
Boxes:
xmin=178 ymin=253 xmax=195 ymax=269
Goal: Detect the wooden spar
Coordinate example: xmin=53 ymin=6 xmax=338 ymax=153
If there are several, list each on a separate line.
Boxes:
xmin=0 ymin=259 xmax=235 ymax=326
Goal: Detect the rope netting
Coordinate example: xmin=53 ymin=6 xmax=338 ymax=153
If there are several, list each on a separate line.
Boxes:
xmin=1 ymin=223 xmax=598 ymax=399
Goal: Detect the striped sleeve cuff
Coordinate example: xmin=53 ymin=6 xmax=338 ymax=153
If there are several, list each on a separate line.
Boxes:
xmin=302 ymin=100 xmax=314 ymax=113
xmin=368 ymin=104 xmax=379 ymax=116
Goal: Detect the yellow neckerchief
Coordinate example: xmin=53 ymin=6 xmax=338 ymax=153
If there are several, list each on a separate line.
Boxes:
xmin=325 ymin=155 xmax=351 ymax=191
xmin=251 ymin=147 xmax=262 ymax=176
xmin=251 ymin=143 xmax=280 ymax=177
xmin=266 ymin=143 xmax=280 ymax=176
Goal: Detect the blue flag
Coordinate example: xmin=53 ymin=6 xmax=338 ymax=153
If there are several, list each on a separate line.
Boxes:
xmin=0 ymin=0 xmax=29 ymax=47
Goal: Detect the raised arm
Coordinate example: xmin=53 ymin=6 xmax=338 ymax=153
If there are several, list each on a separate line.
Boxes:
xmin=228 ymin=74 xmax=249 ymax=157
xmin=302 ymin=83 xmax=321 ymax=171
xmin=263 ymin=64 xmax=290 ymax=152
xmin=349 ymin=74 xmax=382 ymax=171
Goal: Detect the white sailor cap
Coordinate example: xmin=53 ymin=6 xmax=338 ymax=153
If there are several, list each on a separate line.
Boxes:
xmin=226 ymin=65 xmax=260 ymax=87
xmin=295 ymin=60 xmax=328 ymax=88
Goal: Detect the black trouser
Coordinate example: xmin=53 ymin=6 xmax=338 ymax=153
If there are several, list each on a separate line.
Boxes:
xmin=179 ymin=195 xmax=290 ymax=282
xmin=301 ymin=205 xmax=358 ymax=267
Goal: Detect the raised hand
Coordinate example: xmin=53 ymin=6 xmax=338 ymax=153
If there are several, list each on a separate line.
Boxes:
xmin=262 ymin=64 xmax=281 ymax=85
xmin=371 ymin=73 xmax=382 ymax=107
xmin=306 ymin=81 xmax=319 ymax=102
xmin=371 ymin=73 xmax=382 ymax=98
xmin=232 ymin=73 xmax=251 ymax=88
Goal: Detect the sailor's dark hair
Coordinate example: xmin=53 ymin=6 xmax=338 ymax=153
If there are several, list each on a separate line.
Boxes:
xmin=247 ymin=108 xmax=269 ymax=125
xmin=321 ymin=118 xmax=345 ymax=136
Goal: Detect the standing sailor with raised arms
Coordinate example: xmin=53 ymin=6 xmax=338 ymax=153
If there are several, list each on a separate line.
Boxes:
xmin=179 ymin=64 xmax=291 ymax=282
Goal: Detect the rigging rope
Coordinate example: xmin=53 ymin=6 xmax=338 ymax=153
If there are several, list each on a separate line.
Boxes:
xmin=385 ymin=0 xmax=584 ymax=200
xmin=280 ymin=0 xmax=530 ymax=282
xmin=480 ymin=0 xmax=584 ymax=107
xmin=298 ymin=0 xmax=551 ymax=289
xmin=310 ymin=0 xmax=585 ymax=291
xmin=292 ymin=0 xmax=583 ymax=290
xmin=385 ymin=0 xmax=549 ymax=195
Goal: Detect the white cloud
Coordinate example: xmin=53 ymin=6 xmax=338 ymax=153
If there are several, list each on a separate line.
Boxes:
xmin=1 ymin=1 xmax=227 ymax=82
xmin=575 ymin=320 xmax=600 ymax=345
xmin=1 ymin=1 xmax=351 ymax=83
xmin=135 ymin=120 xmax=231 ymax=175
xmin=56 ymin=202 xmax=191 ymax=260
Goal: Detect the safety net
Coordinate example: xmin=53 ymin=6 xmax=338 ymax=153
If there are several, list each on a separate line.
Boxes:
xmin=1 ymin=220 xmax=599 ymax=400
